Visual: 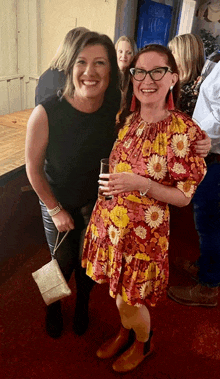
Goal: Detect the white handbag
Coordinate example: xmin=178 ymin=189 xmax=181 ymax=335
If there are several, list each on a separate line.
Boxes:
xmin=32 ymin=231 xmax=72 ymax=305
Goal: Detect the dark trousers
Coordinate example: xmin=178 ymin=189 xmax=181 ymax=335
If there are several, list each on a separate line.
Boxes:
xmin=192 ymin=158 xmax=220 ymax=287
xmin=40 ymin=200 xmax=95 ymax=298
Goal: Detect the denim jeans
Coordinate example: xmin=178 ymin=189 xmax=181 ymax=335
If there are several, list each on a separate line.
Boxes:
xmin=192 ymin=158 xmax=220 ymax=287
xmin=40 ymin=200 xmax=95 ymax=294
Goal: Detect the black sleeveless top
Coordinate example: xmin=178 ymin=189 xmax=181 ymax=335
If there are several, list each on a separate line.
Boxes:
xmin=41 ymin=95 xmax=118 ymax=209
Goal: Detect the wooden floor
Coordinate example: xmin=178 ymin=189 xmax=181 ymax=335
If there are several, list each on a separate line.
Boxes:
xmin=0 ymin=108 xmax=46 ymax=284
xmin=0 ymin=108 xmax=33 ymax=178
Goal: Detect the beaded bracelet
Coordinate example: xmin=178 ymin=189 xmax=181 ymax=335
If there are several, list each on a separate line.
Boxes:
xmin=47 ymin=202 xmax=63 ymax=217
xmin=140 ymin=178 xmax=151 ymax=196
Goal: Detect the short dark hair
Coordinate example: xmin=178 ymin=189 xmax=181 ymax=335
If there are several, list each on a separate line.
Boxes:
xmin=63 ymin=31 xmax=120 ymax=98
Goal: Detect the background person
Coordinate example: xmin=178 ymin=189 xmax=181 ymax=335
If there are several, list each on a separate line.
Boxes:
xmin=35 ymin=27 xmax=89 ymax=105
xmin=115 ymin=35 xmax=136 ymax=74
xmin=26 ymin=31 xmax=121 ymax=339
xmin=82 ymin=44 xmax=206 ymax=373
xmin=168 ymin=33 xmax=211 ymax=273
xmin=168 ymin=61 xmax=220 ymax=307
xmin=115 ymin=36 xmax=136 ymax=107
xmin=168 ymin=33 xmax=205 ymax=117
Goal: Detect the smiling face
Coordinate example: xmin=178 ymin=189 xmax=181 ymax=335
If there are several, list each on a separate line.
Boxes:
xmin=72 ymin=44 xmax=110 ymax=103
xmin=116 ymin=40 xmax=133 ymax=71
xmin=132 ymin=51 xmax=178 ymax=109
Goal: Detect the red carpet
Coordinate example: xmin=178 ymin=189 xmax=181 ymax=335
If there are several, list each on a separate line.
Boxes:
xmin=1 ymin=204 xmax=220 ymax=379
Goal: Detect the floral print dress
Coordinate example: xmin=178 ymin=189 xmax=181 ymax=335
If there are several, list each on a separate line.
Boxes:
xmin=82 ymin=111 xmax=206 ymax=307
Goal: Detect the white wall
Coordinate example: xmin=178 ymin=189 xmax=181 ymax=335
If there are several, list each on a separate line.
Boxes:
xmin=0 ymin=0 xmax=41 ymax=114
xmin=0 ymin=0 xmax=18 ymax=76
xmin=0 ymin=0 xmax=118 ymax=115
xmin=39 ymin=0 xmax=118 ymax=73
xmin=0 ymin=0 xmax=23 ymax=114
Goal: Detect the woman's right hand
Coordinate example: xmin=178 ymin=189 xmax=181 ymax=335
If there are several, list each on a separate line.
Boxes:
xmin=52 ymin=209 xmax=75 ymax=232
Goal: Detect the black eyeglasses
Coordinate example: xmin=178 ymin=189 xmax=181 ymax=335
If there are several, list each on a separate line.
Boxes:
xmin=130 ymin=67 xmax=173 ymax=81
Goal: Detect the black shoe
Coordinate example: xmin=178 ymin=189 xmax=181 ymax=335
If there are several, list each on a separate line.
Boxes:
xmin=45 ymin=301 xmax=63 ymax=338
xmin=73 ymin=296 xmax=89 ymax=336
xmin=143 ymin=330 xmax=153 ymax=355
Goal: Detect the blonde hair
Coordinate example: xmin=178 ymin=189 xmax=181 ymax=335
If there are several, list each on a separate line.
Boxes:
xmin=115 ymin=36 xmax=136 ymax=56
xmin=49 ymin=27 xmax=89 ymax=71
xmin=168 ymin=33 xmax=205 ymax=85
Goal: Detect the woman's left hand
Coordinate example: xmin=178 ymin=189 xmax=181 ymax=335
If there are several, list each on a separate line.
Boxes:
xmin=195 ymin=131 xmax=211 ymax=158
xmin=99 ymin=172 xmax=147 ymax=196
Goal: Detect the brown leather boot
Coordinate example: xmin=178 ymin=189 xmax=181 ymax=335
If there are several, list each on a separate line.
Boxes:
xmin=96 ymin=325 xmax=132 ymax=359
xmin=168 ymin=283 xmax=218 ymax=307
xmin=112 ymin=330 xmax=153 ymax=372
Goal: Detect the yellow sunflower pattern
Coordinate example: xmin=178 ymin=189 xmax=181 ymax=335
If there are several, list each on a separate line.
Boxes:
xmin=82 ymin=111 xmax=206 ymax=308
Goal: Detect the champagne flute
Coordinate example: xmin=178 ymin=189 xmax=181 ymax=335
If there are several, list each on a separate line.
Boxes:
xmin=99 ymin=158 xmax=113 ymax=200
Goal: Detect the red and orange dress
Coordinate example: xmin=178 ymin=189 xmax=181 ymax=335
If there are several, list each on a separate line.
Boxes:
xmin=82 ymin=111 xmax=206 ymax=307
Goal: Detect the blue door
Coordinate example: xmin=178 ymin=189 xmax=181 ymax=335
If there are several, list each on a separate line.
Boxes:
xmin=136 ymin=0 xmax=173 ymax=49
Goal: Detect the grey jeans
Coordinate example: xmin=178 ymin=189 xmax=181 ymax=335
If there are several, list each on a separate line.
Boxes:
xmin=40 ymin=200 xmax=95 ymax=293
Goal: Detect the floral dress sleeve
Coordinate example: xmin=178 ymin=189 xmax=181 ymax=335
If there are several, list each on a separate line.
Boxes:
xmin=167 ymin=111 xmax=207 ymax=198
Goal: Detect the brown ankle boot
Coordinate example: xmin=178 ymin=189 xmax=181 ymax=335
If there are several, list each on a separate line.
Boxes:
xmin=96 ymin=325 xmax=132 ymax=359
xmin=168 ymin=283 xmax=218 ymax=307
xmin=112 ymin=330 xmax=154 ymax=372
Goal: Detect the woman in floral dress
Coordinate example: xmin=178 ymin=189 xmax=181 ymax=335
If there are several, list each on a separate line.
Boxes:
xmin=82 ymin=44 xmax=206 ymax=373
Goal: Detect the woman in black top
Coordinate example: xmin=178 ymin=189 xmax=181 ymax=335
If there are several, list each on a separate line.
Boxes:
xmin=26 ymin=31 xmax=121 ymax=338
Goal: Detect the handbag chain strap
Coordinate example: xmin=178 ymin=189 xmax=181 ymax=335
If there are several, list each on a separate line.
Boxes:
xmin=52 ymin=230 xmax=70 ymax=256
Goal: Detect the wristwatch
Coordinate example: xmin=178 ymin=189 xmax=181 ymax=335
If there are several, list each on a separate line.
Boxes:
xmin=47 ymin=202 xmax=63 ymax=217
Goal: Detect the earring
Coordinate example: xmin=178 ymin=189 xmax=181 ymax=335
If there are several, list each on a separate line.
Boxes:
xmin=130 ymin=94 xmax=137 ymax=112
xmin=167 ymin=86 xmax=174 ymax=110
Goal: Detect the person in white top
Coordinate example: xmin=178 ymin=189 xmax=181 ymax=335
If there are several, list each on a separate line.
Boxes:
xmin=168 ymin=61 xmax=220 ymax=306
xmin=193 ymin=61 xmax=220 ymax=154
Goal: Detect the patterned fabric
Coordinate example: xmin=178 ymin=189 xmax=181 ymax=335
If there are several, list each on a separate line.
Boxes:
xmin=179 ymin=80 xmax=200 ymax=117
xmin=82 ymin=111 xmax=206 ymax=307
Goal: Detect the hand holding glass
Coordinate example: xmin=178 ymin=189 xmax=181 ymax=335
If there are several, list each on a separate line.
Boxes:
xmin=99 ymin=158 xmax=113 ymax=200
